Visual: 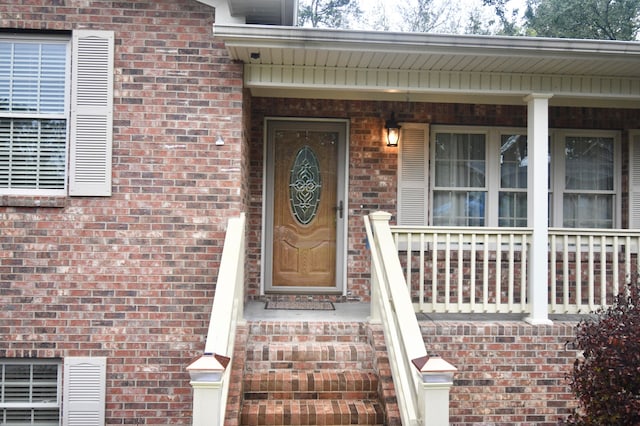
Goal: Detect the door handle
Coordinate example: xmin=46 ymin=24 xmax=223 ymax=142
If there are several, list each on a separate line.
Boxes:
xmin=335 ymin=201 xmax=343 ymax=219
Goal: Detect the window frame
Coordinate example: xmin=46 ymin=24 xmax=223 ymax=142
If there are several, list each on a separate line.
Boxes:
xmin=0 ymin=359 xmax=62 ymax=425
xmin=0 ymin=34 xmax=72 ymax=197
xmin=550 ymin=129 xmax=621 ymax=228
xmin=428 ymin=125 xmax=621 ymax=228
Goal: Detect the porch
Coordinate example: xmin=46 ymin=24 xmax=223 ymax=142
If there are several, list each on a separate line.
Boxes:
xmin=188 ymin=212 xmax=597 ymax=425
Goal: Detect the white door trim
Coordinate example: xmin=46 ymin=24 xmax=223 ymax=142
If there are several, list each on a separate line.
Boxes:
xmin=261 ymin=117 xmax=349 ymax=295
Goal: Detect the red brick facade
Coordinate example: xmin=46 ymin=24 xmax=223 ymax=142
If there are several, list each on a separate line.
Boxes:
xmin=1 ymin=1 xmax=245 ymax=423
xmin=425 ymin=321 xmax=578 ymax=425
xmin=1 ymin=1 xmax=639 ymax=424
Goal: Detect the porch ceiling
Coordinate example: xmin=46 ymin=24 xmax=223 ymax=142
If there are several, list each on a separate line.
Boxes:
xmin=214 ymin=24 xmax=640 ymax=107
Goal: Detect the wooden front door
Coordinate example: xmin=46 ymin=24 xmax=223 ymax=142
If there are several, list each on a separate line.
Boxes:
xmin=265 ymin=120 xmax=347 ymax=292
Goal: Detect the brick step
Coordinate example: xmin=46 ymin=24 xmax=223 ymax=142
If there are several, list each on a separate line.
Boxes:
xmin=243 ymin=370 xmax=379 ymax=400
xmin=244 ymin=342 xmax=375 ymax=371
xmin=240 ymin=399 xmax=384 ymax=426
xmin=247 ymin=321 xmax=369 ymax=343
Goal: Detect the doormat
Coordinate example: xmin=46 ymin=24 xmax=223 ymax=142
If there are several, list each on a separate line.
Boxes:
xmin=265 ymin=301 xmax=335 ymax=311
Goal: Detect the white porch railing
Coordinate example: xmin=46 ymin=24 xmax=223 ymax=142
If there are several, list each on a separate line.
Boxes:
xmin=366 ymin=212 xmax=456 ymax=426
xmin=389 ymin=223 xmax=640 ymax=315
xmin=549 ymin=228 xmax=640 ymax=314
xmin=187 ymin=213 xmax=246 ymax=426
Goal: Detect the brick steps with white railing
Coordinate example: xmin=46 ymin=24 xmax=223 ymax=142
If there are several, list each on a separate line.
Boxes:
xmin=238 ymin=321 xmax=386 ymax=426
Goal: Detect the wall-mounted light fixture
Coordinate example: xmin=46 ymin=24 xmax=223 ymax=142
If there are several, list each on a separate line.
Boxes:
xmin=385 ymin=112 xmax=401 ymax=147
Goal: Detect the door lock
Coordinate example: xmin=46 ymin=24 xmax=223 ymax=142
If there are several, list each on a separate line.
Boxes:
xmin=335 ymin=201 xmax=344 ymax=219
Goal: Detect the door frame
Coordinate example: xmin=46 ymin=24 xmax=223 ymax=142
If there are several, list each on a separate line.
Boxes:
xmin=261 ymin=117 xmax=349 ymax=295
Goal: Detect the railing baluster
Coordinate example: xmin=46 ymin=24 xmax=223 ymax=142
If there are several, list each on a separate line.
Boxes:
xmin=508 ymin=233 xmax=515 ymax=313
xmin=576 ymin=235 xmax=582 ymax=312
xmin=563 ymin=236 xmax=569 ymax=312
xmin=550 ymin=234 xmax=557 ymax=313
xmin=624 ymin=235 xmax=631 ymax=284
xmin=445 ymin=233 xmax=451 ymax=312
xmin=600 ymin=235 xmax=606 ymax=307
xmin=432 ymin=232 xmax=438 ymax=311
xmin=406 ymin=232 xmax=413 ymax=291
xmin=419 ymin=232 xmax=425 ymax=312
xmin=471 ymin=234 xmax=476 ymax=312
xmin=521 ymin=233 xmax=527 ymax=312
xmin=496 ymin=234 xmax=502 ymax=311
xmin=588 ymin=235 xmax=594 ymax=312
xmin=458 ymin=233 xmax=464 ymax=311
xmin=612 ymin=235 xmax=620 ymax=297
xmin=483 ymin=233 xmax=489 ymax=312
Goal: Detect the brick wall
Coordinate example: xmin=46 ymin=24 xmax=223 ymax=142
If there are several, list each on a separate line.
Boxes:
xmin=0 ymin=1 xmax=245 ymax=424
xmin=421 ymin=321 xmax=579 ymax=425
xmin=250 ymin=97 xmax=640 ymax=301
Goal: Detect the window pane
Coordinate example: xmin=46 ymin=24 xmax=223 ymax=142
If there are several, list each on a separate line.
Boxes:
xmin=0 ymin=41 xmax=66 ymax=114
xmin=500 ymin=134 xmax=527 ymax=189
xmin=499 ymin=192 xmax=527 ymax=227
xmin=565 ymin=136 xmax=614 ymax=190
xmin=0 ymin=118 xmax=66 ymax=190
xmin=433 ymin=190 xmax=485 ymax=226
xmin=1 ymin=362 xmax=60 ymax=425
xmin=434 ymin=133 xmax=485 ymax=188
xmin=563 ymin=194 xmax=613 ymax=228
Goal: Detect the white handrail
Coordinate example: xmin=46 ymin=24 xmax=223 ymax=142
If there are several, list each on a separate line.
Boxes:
xmin=367 ymin=212 xmax=456 ymax=426
xmin=188 ymin=213 xmax=246 ymax=426
xmin=204 ymin=213 xmax=246 ymax=356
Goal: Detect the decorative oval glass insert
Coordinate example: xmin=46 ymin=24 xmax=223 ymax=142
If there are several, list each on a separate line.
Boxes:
xmin=289 ymin=145 xmax=322 ymax=225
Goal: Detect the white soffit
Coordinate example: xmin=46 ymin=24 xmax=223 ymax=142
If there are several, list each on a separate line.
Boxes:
xmin=214 ymin=24 xmax=640 ymax=106
xmin=196 ymin=0 xmax=297 ymax=25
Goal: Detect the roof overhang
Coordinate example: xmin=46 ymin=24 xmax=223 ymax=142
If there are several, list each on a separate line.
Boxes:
xmin=197 ymin=0 xmax=297 ymax=26
xmin=214 ymin=24 xmax=640 ymax=108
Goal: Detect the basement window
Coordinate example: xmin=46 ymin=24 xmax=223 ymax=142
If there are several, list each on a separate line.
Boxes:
xmin=0 ymin=360 xmax=61 ymax=425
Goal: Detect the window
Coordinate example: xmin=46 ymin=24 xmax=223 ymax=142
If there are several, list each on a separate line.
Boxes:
xmin=432 ymin=132 xmax=486 ymax=226
xmin=0 ymin=37 xmax=69 ymax=194
xmin=0 ymin=31 xmax=114 ymax=197
xmin=498 ymin=133 xmax=529 ymax=227
xmin=399 ymin=125 xmax=621 ymax=228
xmin=0 ymin=360 xmax=61 ymax=425
xmin=552 ymin=131 xmax=618 ymax=228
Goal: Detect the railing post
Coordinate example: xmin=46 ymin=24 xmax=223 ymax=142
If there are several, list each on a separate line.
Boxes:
xmin=187 ymin=354 xmax=229 ymax=426
xmin=369 ymin=211 xmax=392 ymax=323
xmin=524 ymin=94 xmax=553 ymax=325
xmin=415 ymin=355 xmax=457 ymax=426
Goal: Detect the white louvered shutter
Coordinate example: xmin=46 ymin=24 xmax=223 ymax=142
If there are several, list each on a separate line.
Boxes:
xmin=630 ymin=131 xmax=640 ymax=228
xmin=69 ymin=30 xmax=114 ymax=196
xmin=398 ymin=123 xmax=429 ymax=225
xmin=63 ymin=357 xmax=106 ymax=426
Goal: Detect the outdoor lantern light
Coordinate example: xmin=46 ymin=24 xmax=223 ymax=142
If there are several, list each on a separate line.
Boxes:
xmin=385 ymin=112 xmax=401 ymax=147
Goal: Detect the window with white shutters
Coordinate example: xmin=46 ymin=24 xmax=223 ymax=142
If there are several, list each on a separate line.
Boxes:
xmin=398 ymin=125 xmax=621 ymax=228
xmin=0 ymin=31 xmax=113 ymax=197
xmin=0 ymin=360 xmax=62 ymax=425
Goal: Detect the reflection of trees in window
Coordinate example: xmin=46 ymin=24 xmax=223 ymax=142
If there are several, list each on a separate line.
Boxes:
xmin=433 ymin=133 xmax=486 ymax=226
xmin=563 ymin=137 xmax=614 ymax=228
xmin=499 ymin=134 xmax=528 ymax=227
